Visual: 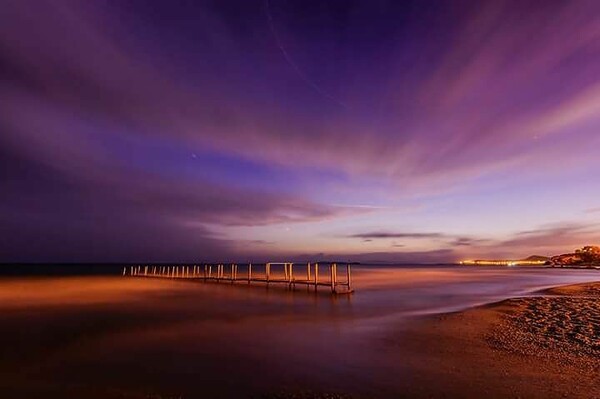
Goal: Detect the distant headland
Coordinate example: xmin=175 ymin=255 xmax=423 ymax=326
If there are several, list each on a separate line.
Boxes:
xmin=549 ymin=246 xmax=600 ymax=267
xmin=461 ymin=246 xmax=600 ymax=267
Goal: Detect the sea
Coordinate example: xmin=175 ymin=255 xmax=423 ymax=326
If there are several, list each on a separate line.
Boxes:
xmin=0 ymin=264 xmax=598 ymax=398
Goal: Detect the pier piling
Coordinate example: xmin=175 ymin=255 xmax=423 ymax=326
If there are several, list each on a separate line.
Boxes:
xmin=125 ymin=262 xmax=353 ymax=294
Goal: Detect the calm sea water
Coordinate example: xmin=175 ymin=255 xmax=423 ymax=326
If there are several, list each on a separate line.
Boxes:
xmin=0 ymin=265 xmax=598 ymax=398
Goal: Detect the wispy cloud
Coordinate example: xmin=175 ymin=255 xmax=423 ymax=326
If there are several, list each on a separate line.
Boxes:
xmin=347 ymin=231 xmax=488 ymax=248
xmin=496 ymin=223 xmax=600 ymax=250
xmin=348 ymin=231 xmax=445 ymax=239
xmin=2 ymin=1 xmax=600 ymax=261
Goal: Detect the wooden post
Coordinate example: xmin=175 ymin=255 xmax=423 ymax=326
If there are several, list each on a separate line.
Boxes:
xmin=289 ymin=263 xmax=294 ymax=289
xmin=266 ymin=263 xmax=270 ymax=286
xmin=231 ymin=264 xmax=235 ymax=283
xmin=314 ymin=263 xmax=318 ymax=292
xmin=248 ymin=263 xmax=252 ymax=283
xmin=209 ymin=265 xmax=212 ymax=279
xmin=334 ymin=263 xmax=338 ymax=290
xmin=307 ymin=262 xmax=311 ymax=281
xmin=330 ymin=264 xmax=335 ymax=293
xmin=346 ymin=264 xmax=351 ymax=291
xmin=334 ymin=263 xmax=337 ymax=285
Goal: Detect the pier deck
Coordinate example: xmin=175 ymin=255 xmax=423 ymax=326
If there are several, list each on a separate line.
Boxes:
xmin=124 ymin=262 xmax=353 ymax=294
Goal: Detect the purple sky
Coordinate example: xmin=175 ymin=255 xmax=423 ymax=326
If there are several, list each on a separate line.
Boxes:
xmin=2 ymin=0 xmax=600 ymax=263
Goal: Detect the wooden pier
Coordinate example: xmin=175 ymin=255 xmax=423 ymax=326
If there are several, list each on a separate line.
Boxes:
xmin=124 ymin=262 xmax=353 ymax=294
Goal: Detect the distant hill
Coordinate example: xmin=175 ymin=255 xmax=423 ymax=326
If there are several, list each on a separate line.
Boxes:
xmin=550 ymin=246 xmax=600 ymax=266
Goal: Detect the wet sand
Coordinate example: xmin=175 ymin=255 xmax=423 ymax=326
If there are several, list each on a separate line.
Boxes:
xmin=0 ymin=268 xmax=598 ymax=398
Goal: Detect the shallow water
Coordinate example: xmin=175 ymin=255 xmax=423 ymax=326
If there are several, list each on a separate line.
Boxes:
xmin=0 ymin=265 xmax=598 ymax=398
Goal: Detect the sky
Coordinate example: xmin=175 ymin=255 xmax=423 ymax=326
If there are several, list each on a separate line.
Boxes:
xmin=1 ymin=0 xmax=600 ymax=263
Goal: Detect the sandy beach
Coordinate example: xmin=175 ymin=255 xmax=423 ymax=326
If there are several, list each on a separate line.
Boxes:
xmin=395 ymin=282 xmax=600 ymax=398
xmin=0 ymin=268 xmax=598 ymax=398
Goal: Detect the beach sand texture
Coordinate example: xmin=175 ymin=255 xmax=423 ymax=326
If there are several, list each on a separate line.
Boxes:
xmin=396 ymin=282 xmax=600 ymax=398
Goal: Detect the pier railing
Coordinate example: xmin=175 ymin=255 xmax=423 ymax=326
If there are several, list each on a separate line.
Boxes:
xmin=124 ymin=262 xmax=353 ymax=294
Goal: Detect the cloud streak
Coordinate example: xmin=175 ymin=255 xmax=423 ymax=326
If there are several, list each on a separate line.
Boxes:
xmin=1 ymin=1 xmax=600 ymax=261
xmin=348 ymin=232 xmax=444 ymax=239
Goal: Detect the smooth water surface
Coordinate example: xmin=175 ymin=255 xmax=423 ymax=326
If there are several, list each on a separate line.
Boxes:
xmin=0 ymin=265 xmax=598 ymax=398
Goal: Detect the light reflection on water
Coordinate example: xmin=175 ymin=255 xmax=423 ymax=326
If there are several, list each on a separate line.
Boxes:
xmin=0 ymin=266 xmax=598 ymax=398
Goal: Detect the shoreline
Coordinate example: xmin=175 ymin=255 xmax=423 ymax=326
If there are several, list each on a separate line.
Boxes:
xmin=392 ymin=280 xmax=600 ymax=398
